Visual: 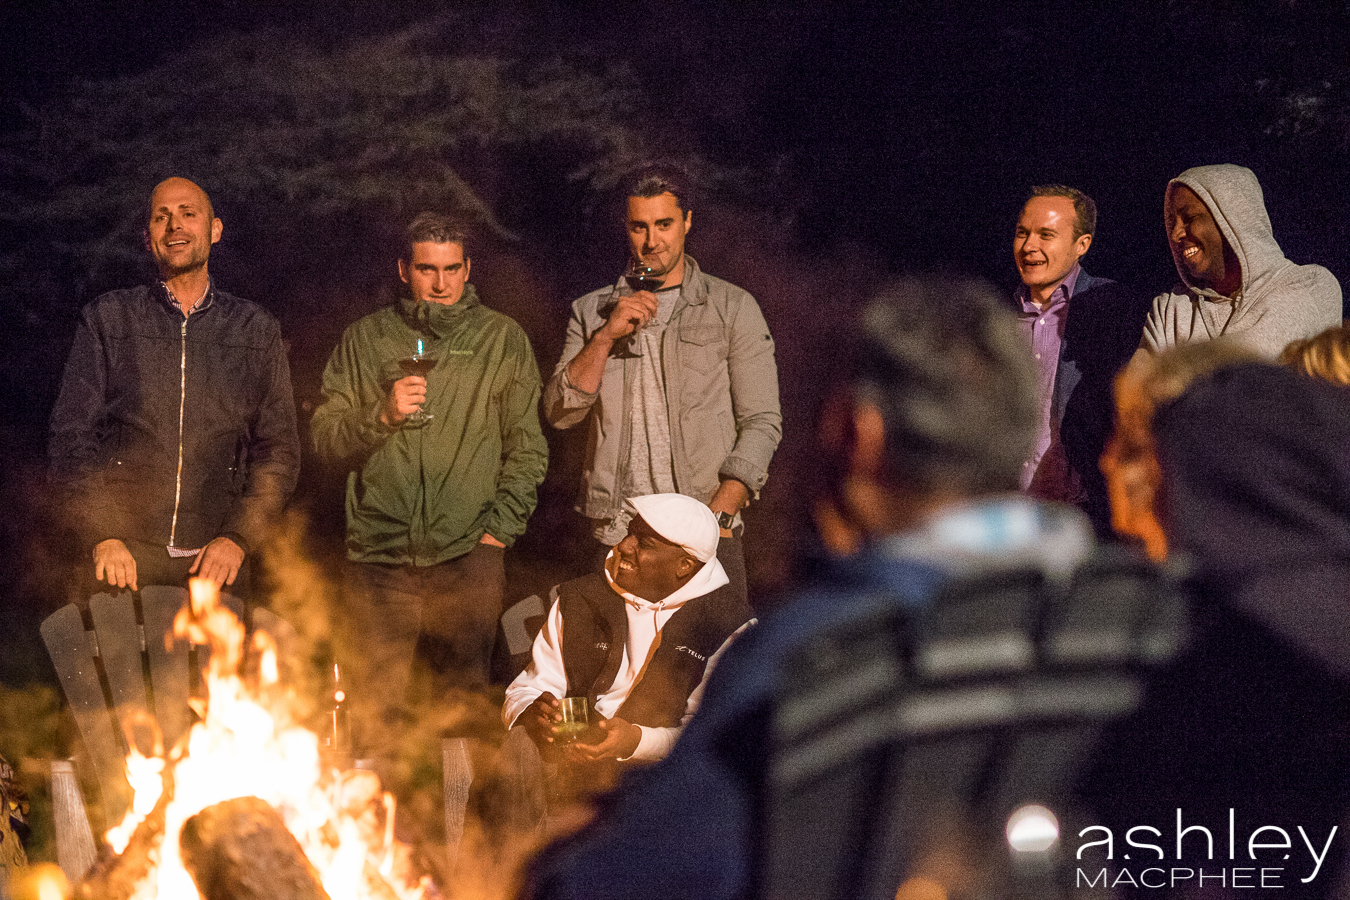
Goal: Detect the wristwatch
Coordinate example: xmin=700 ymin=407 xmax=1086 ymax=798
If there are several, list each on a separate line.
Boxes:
xmin=716 ymin=511 xmax=736 ymax=530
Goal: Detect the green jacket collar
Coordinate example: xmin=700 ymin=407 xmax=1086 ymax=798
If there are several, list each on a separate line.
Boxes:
xmin=398 ymin=283 xmax=482 ymax=338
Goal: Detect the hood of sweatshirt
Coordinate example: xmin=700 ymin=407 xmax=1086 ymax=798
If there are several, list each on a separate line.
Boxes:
xmin=1168 ymin=164 xmax=1285 ymax=301
xmin=1143 ymin=165 xmax=1342 ymax=357
xmin=603 ymin=547 xmax=730 ymax=612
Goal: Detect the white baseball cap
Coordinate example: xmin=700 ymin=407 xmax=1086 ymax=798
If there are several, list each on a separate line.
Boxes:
xmin=625 ymin=494 xmax=720 ymax=562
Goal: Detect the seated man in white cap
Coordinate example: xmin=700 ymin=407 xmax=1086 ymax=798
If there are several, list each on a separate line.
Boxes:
xmin=504 ymin=493 xmax=754 ymax=772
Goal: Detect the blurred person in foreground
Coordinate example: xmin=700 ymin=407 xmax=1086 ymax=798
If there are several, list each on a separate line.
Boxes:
xmin=312 ymin=213 xmax=547 ymax=757
xmin=1010 ymin=184 xmax=1149 ymax=537
xmin=1102 ymin=339 xmax=1350 ymax=578
xmin=1281 ymin=322 xmax=1350 ymax=386
xmin=504 ymin=493 xmax=752 ymax=800
xmin=1089 ymin=345 xmax=1350 ymax=894
xmin=543 ymin=163 xmax=781 ymax=610
xmin=521 ymin=276 xmax=1103 ymax=900
xmin=48 ymin=177 xmax=300 ymax=601
xmin=1133 ymin=163 xmax=1341 ymax=363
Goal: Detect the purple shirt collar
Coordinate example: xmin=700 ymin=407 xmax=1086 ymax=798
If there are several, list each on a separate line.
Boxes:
xmin=1015 ymin=263 xmax=1081 ymax=314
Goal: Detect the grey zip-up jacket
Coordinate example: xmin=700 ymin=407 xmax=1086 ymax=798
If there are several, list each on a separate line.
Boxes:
xmin=544 ymin=257 xmax=781 ymax=519
xmin=49 ymin=284 xmax=300 ymax=555
xmin=1142 ymin=164 xmax=1342 ymax=358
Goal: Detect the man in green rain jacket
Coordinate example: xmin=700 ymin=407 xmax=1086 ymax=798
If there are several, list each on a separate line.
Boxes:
xmin=313 ymin=213 xmax=547 ymax=758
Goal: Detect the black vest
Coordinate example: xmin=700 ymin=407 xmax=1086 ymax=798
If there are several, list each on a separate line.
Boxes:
xmin=558 ymin=573 xmax=750 ymax=729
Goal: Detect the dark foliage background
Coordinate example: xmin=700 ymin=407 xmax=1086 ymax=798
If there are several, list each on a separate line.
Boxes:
xmin=2 ymin=0 xmax=1349 ymax=687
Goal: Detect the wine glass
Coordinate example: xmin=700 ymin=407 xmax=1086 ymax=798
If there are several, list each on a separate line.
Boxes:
xmin=397 ymin=339 xmax=437 ymax=427
xmin=624 ymin=262 xmax=664 ymax=293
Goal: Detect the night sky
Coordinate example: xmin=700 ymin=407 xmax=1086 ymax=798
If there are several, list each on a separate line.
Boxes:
xmin=6 ymin=1 xmax=1347 ymax=285
xmin=2 ymin=0 xmax=1348 ymax=679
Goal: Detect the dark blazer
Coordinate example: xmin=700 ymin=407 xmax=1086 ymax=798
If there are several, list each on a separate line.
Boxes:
xmin=1025 ymin=268 xmax=1150 ymax=537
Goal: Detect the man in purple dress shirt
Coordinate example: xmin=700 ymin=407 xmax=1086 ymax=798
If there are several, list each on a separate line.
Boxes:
xmin=1011 ymin=185 xmax=1149 ymax=537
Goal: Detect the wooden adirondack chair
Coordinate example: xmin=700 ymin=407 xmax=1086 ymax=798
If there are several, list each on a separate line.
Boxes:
xmin=759 ymin=549 xmax=1188 ymax=900
xmin=41 ymin=587 xmax=203 ymax=822
xmin=39 ymin=585 xmax=256 ymax=882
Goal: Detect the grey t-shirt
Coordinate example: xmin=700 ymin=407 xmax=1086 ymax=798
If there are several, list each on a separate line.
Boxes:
xmin=595 ymin=286 xmax=682 ymax=545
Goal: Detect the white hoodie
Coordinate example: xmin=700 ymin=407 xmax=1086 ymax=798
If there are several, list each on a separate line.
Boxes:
xmin=1141 ymin=164 xmax=1342 ymax=358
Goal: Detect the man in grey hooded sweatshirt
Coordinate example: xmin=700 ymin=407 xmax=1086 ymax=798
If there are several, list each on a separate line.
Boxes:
xmin=1137 ymin=164 xmax=1342 ymax=360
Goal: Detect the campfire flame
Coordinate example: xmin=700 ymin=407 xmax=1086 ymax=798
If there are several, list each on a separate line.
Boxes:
xmin=99 ymin=578 xmax=431 ymax=900
xmin=104 ymin=735 xmax=163 ymax=855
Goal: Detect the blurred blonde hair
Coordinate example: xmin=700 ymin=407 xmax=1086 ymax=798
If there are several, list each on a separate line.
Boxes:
xmin=1280 ymin=323 xmax=1350 ymax=387
xmin=1102 ymin=341 xmax=1262 ymax=561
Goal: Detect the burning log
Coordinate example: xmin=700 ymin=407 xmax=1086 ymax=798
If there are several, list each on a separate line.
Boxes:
xmin=69 ymin=580 xmax=435 ymax=900
xmin=179 ymin=796 xmax=329 ymax=900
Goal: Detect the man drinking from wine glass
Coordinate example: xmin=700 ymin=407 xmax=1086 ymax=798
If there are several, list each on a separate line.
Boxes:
xmin=312 ymin=213 xmax=547 ymax=762
xmin=49 ymin=176 xmax=300 ymax=604
xmin=543 ymin=163 xmax=781 ymax=612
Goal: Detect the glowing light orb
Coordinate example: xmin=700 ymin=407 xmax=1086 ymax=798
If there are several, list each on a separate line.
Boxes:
xmin=1005 ymin=804 xmax=1059 ymax=852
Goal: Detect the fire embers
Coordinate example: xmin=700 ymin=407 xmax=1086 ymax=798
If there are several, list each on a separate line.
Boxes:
xmin=76 ymin=578 xmax=433 ymax=900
